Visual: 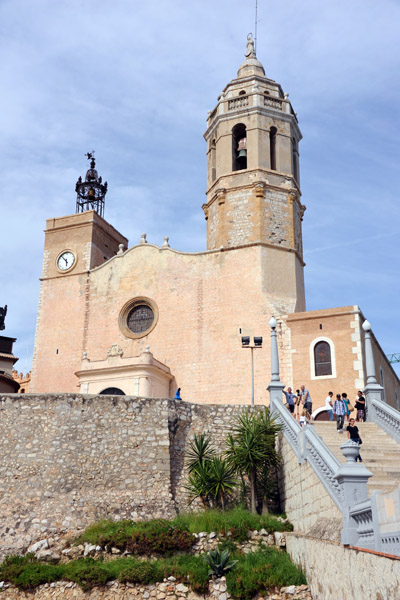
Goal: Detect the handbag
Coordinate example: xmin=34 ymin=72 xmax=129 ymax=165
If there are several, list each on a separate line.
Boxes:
xmin=348 ymin=402 xmax=354 ymax=412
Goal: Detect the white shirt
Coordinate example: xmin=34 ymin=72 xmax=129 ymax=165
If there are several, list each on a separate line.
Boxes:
xmin=325 ymin=395 xmax=333 ymax=410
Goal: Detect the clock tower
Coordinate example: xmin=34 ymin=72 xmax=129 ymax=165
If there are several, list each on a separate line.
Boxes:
xmin=30 ymin=156 xmax=128 ymax=392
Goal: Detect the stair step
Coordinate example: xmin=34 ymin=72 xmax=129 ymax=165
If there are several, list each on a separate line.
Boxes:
xmin=312 ymin=421 xmax=400 ymax=496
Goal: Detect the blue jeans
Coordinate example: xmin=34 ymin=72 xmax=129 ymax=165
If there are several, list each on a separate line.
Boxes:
xmin=327 ymin=409 xmax=333 ymax=421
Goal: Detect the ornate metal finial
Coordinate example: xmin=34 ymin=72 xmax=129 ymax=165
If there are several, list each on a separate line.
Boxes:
xmin=75 ymin=151 xmax=108 ymax=218
xmin=0 ymin=305 xmax=7 ymax=330
xmin=245 ymin=33 xmax=256 ymax=59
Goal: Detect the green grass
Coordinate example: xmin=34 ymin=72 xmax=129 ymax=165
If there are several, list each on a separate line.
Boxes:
xmin=226 ymin=547 xmax=306 ymax=600
xmin=74 ymin=518 xmax=193 ymax=556
xmin=74 ymin=509 xmax=291 ymax=550
xmin=172 ymin=507 xmax=292 ymax=541
xmin=0 ymin=554 xmax=209 ymax=594
xmin=0 ymin=548 xmax=305 ymax=597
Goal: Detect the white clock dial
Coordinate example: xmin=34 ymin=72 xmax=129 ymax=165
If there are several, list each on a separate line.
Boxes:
xmin=57 ymin=251 xmax=75 ymax=271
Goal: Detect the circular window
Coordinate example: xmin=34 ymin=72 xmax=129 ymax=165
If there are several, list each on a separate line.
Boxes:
xmin=127 ymin=304 xmax=154 ymax=334
xmin=119 ymin=297 xmax=158 ymax=339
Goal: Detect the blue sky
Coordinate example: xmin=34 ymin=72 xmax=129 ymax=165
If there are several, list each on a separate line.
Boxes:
xmin=1 ymin=0 xmax=399 ymax=377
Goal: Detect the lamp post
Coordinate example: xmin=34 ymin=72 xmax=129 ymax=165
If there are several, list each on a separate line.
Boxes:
xmin=241 ymin=335 xmax=263 ymax=406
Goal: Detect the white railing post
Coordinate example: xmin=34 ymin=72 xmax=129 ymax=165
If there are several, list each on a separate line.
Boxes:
xmin=362 ymin=320 xmax=384 ymax=421
xmin=334 ymin=441 xmax=373 ymax=546
xmin=267 ymin=316 xmax=285 ymax=413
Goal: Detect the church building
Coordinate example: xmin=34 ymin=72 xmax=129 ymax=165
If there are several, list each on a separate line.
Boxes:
xmin=30 ymin=36 xmax=400 ymax=415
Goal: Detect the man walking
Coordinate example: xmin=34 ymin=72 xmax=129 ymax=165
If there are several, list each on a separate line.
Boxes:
xmin=301 ymin=385 xmax=312 ymax=417
xmin=282 ymin=386 xmax=297 ymax=415
xmin=325 ymin=391 xmax=334 ymax=421
xmin=333 ymin=393 xmax=346 ymax=433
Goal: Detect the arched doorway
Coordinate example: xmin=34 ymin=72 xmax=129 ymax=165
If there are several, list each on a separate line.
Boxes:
xmin=99 ymin=387 xmax=125 ymax=395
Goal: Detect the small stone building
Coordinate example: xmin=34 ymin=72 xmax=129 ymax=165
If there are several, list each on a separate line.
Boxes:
xmin=30 ymin=37 xmax=400 ymax=415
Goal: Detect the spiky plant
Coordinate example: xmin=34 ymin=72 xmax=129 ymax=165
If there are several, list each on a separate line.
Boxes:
xmin=204 ymin=548 xmax=238 ymax=578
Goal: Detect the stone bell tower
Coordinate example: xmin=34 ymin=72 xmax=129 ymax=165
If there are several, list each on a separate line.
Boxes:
xmin=203 ymin=35 xmax=306 ymax=310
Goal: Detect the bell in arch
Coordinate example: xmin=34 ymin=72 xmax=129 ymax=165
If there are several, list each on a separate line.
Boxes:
xmin=237 ymin=137 xmax=247 ymax=158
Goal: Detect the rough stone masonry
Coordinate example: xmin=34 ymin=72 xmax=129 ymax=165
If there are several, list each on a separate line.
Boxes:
xmin=0 ymin=393 xmax=253 ymax=560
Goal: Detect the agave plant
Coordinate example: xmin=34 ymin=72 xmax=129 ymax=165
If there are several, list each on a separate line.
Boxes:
xmin=204 ymin=547 xmax=238 ymax=578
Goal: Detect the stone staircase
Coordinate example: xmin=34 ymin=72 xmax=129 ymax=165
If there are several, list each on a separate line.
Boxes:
xmin=312 ymin=421 xmax=400 ymax=495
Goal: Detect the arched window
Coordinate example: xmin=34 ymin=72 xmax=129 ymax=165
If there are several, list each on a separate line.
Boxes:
xmin=270 ymin=126 xmax=277 ymax=170
xmin=239 ymin=90 xmax=246 ymax=96
xmin=309 ymin=337 xmax=336 ymax=380
xmin=100 ymin=387 xmax=125 ymax=395
xmin=314 ymin=341 xmax=332 ymax=376
xmin=232 ymin=123 xmax=247 ymax=171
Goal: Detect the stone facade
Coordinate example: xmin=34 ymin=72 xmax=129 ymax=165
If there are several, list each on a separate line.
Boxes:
xmin=28 ymin=36 xmax=399 ymax=413
xmin=0 ymin=580 xmax=312 ymax=600
xmin=286 ymin=531 xmax=400 ymax=600
xmin=0 ymin=394 xmax=256 ymax=560
xmin=30 ymin=39 xmax=306 ymax=403
xmin=30 ymin=241 xmax=300 ymax=404
xmin=276 ymin=435 xmax=342 ymax=540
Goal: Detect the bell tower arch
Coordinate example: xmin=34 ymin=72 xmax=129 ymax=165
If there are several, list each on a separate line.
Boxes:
xmin=203 ymin=35 xmax=305 ymax=278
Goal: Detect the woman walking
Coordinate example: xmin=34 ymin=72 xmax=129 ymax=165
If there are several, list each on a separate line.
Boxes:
xmin=342 ymin=393 xmax=351 ymax=422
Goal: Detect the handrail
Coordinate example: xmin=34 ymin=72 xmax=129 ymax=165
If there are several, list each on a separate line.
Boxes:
xmin=270 ymin=396 xmax=303 ymax=462
xmin=304 ymin=426 xmax=344 ymax=510
xmin=369 ymin=397 xmax=400 ymax=444
xmin=271 ymin=396 xmax=344 ymax=507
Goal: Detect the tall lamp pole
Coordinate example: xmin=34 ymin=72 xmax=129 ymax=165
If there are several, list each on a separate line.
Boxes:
xmin=241 ymin=336 xmax=263 ymax=406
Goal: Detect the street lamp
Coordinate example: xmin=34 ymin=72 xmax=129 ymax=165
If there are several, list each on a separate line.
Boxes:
xmin=241 ymin=335 xmax=263 ymax=406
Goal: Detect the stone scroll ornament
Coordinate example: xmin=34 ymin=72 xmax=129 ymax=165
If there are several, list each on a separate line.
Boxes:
xmin=0 ymin=305 xmax=7 ymax=330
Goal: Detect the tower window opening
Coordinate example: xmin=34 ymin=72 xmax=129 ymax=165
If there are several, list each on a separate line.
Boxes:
xmin=239 ymin=90 xmax=246 ymax=96
xmin=232 ymin=123 xmax=247 ymax=171
xmin=270 ymin=126 xmax=277 ymax=171
xmin=292 ymin=137 xmax=299 ymax=182
xmin=211 ymin=138 xmax=216 ymax=182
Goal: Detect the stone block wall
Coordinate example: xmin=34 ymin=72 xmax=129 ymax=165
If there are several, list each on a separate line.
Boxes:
xmin=277 ymin=434 xmax=342 ymax=540
xmin=0 ymin=394 xmax=254 ymax=560
xmin=286 ymin=531 xmax=400 ymax=600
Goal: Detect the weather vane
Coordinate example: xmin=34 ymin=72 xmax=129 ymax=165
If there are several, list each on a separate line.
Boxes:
xmin=254 ymin=0 xmax=259 ymax=55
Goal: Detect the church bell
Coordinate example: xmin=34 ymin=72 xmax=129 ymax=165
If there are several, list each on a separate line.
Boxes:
xmin=237 ymin=137 xmax=247 ymax=158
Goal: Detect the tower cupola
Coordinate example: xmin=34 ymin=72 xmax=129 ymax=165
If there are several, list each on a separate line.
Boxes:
xmin=237 ymin=33 xmax=265 ymax=78
xmin=75 ymin=152 xmax=108 ymax=218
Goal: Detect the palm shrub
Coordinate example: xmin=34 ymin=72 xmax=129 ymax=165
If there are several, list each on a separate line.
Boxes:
xmin=207 ymin=457 xmax=237 ymax=509
xmin=184 ymin=434 xmax=237 ymax=509
xmin=225 ymin=409 xmax=281 ymax=514
xmin=186 ymin=433 xmax=216 ymax=473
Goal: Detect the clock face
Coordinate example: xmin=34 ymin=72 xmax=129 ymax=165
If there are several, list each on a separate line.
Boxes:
xmin=57 ymin=251 xmax=75 ymax=271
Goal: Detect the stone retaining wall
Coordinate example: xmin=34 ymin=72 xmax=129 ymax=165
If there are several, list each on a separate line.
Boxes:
xmin=276 ymin=434 xmax=342 ymax=542
xmin=0 ymin=580 xmax=312 ymax=600
xmin=0 ymin=394 xmax=255 ymax=559
xmin=286 ymin=531 xmax=400 ymax=600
